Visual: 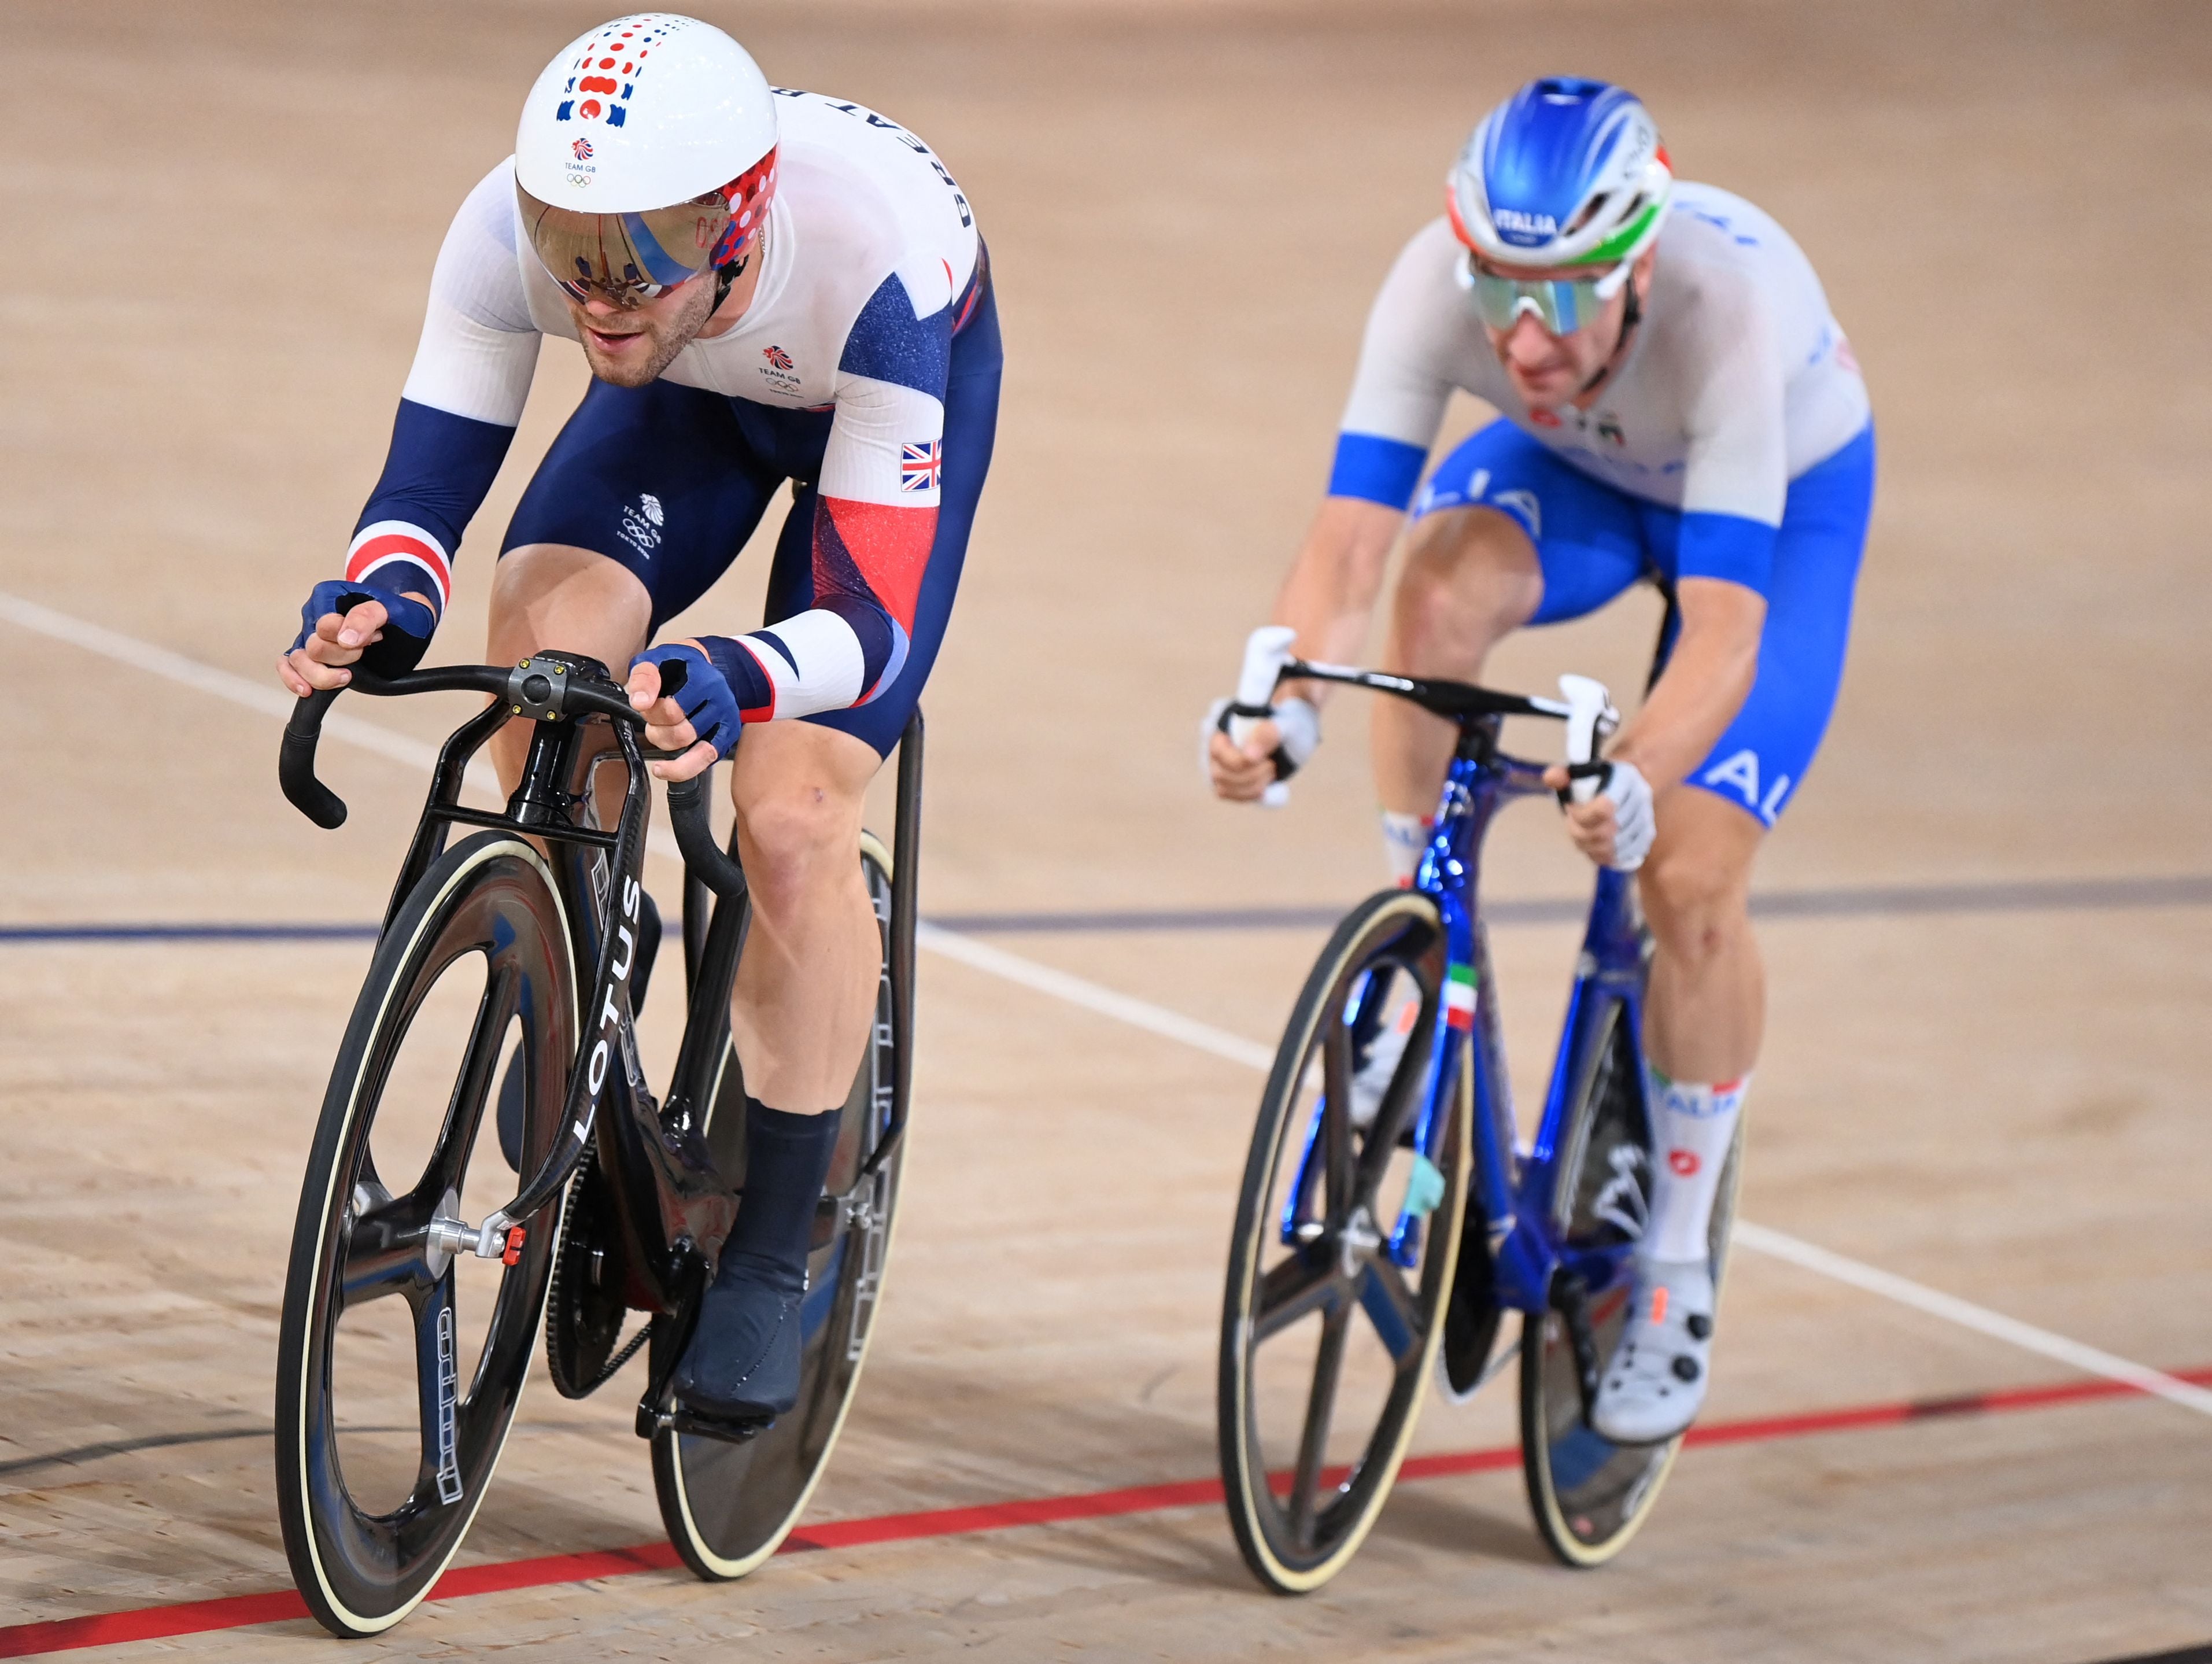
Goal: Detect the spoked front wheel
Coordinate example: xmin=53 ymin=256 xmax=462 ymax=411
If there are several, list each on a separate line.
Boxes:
xmin=1518 ymin=999 xmax=1744 ymax=1567
xmin=1219 ymin=889 xmax=1471 ymax=1593
xmin=652 ymin=830 xmax=906 ymax=1578
xmin=275 ymin=833 xmax=577 ymax=1636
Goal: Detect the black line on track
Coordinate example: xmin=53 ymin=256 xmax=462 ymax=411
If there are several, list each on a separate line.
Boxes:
xmin=0 ymin=1425 xmax=275 ymax=1480
xmin=3 ymin=873 xmax=2208 ymax=945
xmin=2080 ymin=1648 xmax=2212 ymax=1664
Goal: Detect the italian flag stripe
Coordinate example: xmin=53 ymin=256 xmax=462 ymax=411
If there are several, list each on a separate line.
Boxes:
xmin=1444 ymin=964 xmax=1476 ymax=1031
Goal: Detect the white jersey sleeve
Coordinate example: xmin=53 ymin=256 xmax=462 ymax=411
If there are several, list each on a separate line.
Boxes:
xmin=397 ymin=161 xmax=543 ymax=427
xmin=1330 ymin=222 xmax=1464 ymax=508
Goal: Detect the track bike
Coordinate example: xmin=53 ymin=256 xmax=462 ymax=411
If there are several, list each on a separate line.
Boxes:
xmin=273 ymin=651 xmax=919 ymax=1637
xmin=1216 ymin=626 xmax=1741 ymax=1592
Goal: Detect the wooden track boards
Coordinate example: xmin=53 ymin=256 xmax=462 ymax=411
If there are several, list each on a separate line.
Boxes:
xmin=2 ymin=1 xmax=2209 ymax=1658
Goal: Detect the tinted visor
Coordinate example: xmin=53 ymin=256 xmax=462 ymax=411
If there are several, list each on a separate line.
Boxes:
xmin=1464 ymin=256 xmax=1631 ymax=335
xmin=516 ymin=181 xmax=732 ymax=307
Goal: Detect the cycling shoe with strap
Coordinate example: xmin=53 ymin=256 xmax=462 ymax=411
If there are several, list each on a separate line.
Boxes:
xmin=671 ymin=1259 xmax=806 ymax=1421
xmin=1588 ymin=1253 xmax=1715 ymax=1445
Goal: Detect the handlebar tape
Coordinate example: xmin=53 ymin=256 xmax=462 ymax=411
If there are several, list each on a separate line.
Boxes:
xmin=279 ymin=687 xmax=348 ymax=829
xmin=664 ymin=770 xmax=747 ymax=901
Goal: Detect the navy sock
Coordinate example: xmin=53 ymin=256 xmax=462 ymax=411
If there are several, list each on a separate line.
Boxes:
xmin=714 ymin=1101 xmax=841 ymax=1295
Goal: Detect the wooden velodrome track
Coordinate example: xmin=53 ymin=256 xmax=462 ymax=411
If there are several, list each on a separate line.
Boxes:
xmin=3 ymin=0 xmax=2209 ymax=1657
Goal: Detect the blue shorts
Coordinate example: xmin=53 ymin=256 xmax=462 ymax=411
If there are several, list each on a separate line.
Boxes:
xmin=502 ymin=283 xmax=1002 ymax=757
xmin=1412 ymin=419 xmax=1875 ymax=826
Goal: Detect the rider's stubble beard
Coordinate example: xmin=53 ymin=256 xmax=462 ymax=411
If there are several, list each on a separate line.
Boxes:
xmin=574 ymin=274 xmax=719 ymax=388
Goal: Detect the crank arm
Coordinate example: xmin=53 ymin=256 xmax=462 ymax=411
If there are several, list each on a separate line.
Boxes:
xmin=1551 ymin=1271 xmax=1605 ymax=1427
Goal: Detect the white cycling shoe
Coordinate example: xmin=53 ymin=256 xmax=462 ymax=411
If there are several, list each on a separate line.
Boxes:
xmin=1588 ymin=1255 xmax=1715 ymax=1445
xmin=1349 ymin=996 xmax=1420 ymax=1131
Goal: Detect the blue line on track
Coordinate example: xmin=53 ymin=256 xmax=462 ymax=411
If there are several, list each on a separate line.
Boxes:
xmin=3 ymin=874 xmax=2207 ymax=945
xmin=0 ymin=923 xmax=382 ymax=943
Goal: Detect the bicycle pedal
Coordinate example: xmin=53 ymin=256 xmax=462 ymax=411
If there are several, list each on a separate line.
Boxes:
xmin=642 ymin=1401 xmax=774 ymax=1445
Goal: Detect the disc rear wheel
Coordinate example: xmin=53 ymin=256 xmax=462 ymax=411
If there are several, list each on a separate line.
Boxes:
xmin=651 ymin=831 xmax=905 ymax=1578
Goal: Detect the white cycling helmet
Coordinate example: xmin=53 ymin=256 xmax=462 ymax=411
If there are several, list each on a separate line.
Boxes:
xmin=514 ymin=13 xmax=780 ymax=306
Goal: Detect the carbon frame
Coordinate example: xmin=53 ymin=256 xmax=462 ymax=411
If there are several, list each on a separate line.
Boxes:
xmin=1380 ymin=718 xmax=1652 ymax=1316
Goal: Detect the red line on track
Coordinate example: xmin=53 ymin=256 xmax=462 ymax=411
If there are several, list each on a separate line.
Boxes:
xmin=5 ymin=1364 xmax=2206 ymax=1659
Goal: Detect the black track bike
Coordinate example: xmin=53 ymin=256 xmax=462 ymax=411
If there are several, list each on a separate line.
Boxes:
xmin=273 ymin=652 xmax=919 ymax=1637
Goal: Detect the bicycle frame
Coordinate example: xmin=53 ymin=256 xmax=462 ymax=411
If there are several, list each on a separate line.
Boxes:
xmin=1265 ymin=663 xmax=1649 ymax=1322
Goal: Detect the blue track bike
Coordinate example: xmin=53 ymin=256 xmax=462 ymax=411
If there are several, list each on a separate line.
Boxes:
xmin=1216 ymin=628 xmax=1741 ymax=1592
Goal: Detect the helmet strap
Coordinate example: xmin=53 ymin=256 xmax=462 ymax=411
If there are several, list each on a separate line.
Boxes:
xmin=710 ymin=212 xmax=770 ymax=312
xmin=1578 ymin=265 xmax=1644 ymax=397
xmin=712 ymin=253 xmax=748 ymax=310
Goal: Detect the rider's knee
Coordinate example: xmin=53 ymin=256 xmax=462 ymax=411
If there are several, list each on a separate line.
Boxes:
xmin=1638 ymin=842 xmax=1751 ymax=964
xmin=488 ymin=544 xmax=651 ymax=647
xmin=1391 ymin=511 xmax=1541 ymax=670
xmin=735 ymin=775 xmax=862 ymax=916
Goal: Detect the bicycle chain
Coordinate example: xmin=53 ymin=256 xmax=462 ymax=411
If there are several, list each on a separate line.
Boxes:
xmin=545 ymin=1152 xmax=655 ymax=1398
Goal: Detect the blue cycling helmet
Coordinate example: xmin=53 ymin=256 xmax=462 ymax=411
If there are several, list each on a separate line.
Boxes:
xmin=1446 ymin=78 xmax=1672 ymax=271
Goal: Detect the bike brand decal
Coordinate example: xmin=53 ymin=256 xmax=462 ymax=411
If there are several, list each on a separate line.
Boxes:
xmin=1668 ymin=1148 xmax=1701 ymax=1176
xmin=1443 ymin=964 xmax=1478 ymax=1032
xmin=585 ymin=875 xmax=642 ymax=1101
xmin=434 ymin=1305 xmax=463 ymax=1504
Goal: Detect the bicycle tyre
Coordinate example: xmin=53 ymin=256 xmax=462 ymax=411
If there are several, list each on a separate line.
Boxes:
xmin=1219 ymin=888 xmax=1471 ymax=1594
xmin=275 ymin=832 xmax=577 ymax=1636
xmin=651 ymin=830 xmax=905 ymax=1579
xmin=1517 ymin=1000 xmax=1744 ymax=1568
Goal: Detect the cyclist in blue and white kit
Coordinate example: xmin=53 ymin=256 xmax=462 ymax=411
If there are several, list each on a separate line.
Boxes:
xmin=278 ymin=14 xmax=1000 ymax=1425
xmin=1209 ymin=78 xmax=1873 ymax=1442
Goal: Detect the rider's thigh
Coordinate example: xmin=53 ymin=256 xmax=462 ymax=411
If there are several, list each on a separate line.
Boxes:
xmin=727 ymin=722 xmax=880 ymax=915
xmin=1390 ymin=506 xmax=1545 ymax=673
xmin=1637 ymin=787 xmax=1762 ymax=962
xmin=487 ymin=543 xmax=653 ymax=668
xmin=1393 ymin=419 xmax=1650 ymax=674
xmin=485 ymin=547 xmax=654 ymax=793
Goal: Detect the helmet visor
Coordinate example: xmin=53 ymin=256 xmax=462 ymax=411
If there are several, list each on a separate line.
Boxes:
xmin=516 ymin=181 xmax=732 ymax=307
xmin=1463 ymin=256 xmax=1633 ymax=335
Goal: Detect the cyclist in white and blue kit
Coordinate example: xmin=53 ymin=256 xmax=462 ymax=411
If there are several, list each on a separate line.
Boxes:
xmin=1209 ymin=77 xmax=1873 ymax=1442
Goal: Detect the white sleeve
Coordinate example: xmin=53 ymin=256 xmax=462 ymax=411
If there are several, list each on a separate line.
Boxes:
xmin=397 ymin=161 xmax=542 ymax=427
xmin=1336 ymin=222 xmax=1460 ymax=451
xmin=1674 ymin=265 xmax=1789 ymax=527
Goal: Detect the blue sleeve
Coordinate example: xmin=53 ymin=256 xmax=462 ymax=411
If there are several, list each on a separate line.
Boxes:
xmin=1676 ymin=510 xmax=1777 ymax=597
xmin=1327 ymin=432 xmax=1428 ymax=511
xmin=344 ymin=400 xmax=516 ymax=618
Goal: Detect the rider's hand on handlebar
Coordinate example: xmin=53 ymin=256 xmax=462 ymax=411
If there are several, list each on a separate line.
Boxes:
xmin=1208 ymin=718 xmax=1283 ymax=803
xmin=625 ymin=658 xmax=722 ymax=783
xmin=279 ymin=597 xmax=393 ymax=696
xmin=1542 ymin=759 xmax=1656 ymax=872
xmin=279 ymin=580 xmax=437 ymax=696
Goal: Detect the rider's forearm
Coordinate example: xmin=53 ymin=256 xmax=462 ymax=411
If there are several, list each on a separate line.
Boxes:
xmin=1272 ymin=497 xmax=1404 ymax=706
xmin=1610 ymin=578 xmax=1766 ymax=788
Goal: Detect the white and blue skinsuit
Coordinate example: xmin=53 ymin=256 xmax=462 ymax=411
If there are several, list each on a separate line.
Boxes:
xmin=1332 ymin=182 xmax=1874 ymax=825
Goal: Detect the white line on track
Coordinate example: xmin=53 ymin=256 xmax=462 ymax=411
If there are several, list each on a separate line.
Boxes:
xmin=914 ymin=923 xmax=1277 ymax=1071
xmin=1731 ymin=1222 xmax=2212 ymax=1416
xmin=7 ymin=586 xmax=2206 ymax=1421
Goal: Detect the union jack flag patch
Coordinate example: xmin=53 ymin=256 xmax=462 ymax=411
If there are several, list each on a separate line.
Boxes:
xmin=899 ymin=440 xmax=942 ymax=493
